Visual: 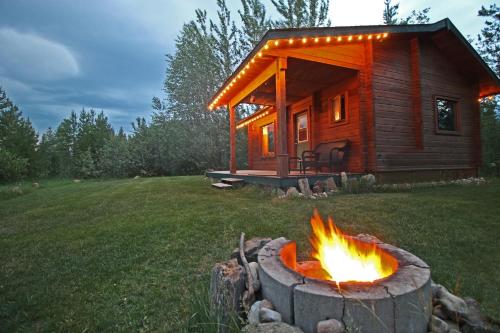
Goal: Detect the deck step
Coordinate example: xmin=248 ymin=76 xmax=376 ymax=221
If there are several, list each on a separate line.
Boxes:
xmin=212 ymin=182 xmax=233 ymax=189
xmin=221 ymin=178 xmax=245 ymax=185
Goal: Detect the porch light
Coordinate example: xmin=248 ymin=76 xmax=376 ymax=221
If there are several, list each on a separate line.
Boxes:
xmin=302 ymin=37 xmax=307 ymax=44
xmin=348 ymin=36 xmax=353 ymax=41
xmin=289 ymin=38 xmax=294 ymax=44
xmin=358 ymin=35 xmax=363 ymax=40
xmin=264 ymin=44 xmax=269 ymax=50
xmin=326 ymin=37 xmax=331 ymax=42
xmin=314 ymin=37 xmax=319 ymax=43
xmin=368 ymin=35 xmax=373 ymax=40
xmin=274 ymin=40 xmax=279 ymax=46
xmin=337 ymin=36 xmax=342 ymax=42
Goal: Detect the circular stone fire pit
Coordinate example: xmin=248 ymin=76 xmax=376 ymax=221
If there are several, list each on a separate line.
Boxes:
xmin=257 ymin=236 xmax=432 ymax=333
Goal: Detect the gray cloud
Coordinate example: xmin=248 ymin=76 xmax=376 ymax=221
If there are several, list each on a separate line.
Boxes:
xmin=0 ymin=28 xmax=79 ymax=82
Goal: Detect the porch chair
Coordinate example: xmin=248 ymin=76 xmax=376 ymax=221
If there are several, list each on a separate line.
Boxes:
xmin=289 ymin=140 xmax=349 ymax=174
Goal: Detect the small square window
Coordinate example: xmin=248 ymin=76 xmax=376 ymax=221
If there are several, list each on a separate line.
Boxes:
xmin=435 ymin=97 xmax=458 ymax=132
xmin=330 ymin=93 xmax=347 ymax=124
xmin=261 ymin=123 xmax=275 ymax=157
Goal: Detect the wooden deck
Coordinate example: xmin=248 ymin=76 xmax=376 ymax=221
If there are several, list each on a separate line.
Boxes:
xmin=206 ymin=169 xmax=362 ymax=188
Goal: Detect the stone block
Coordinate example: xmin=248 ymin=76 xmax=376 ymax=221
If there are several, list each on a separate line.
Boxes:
xmin=258 ymin=238 xmax=303 ymax=324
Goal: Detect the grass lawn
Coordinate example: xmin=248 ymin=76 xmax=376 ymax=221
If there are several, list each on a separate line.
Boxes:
xmin=1 ymin=177 xmax=499 ymax=332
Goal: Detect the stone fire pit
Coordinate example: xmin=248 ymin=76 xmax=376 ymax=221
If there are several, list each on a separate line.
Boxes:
xmin=258 ymin=236 xmax=432 ymax=333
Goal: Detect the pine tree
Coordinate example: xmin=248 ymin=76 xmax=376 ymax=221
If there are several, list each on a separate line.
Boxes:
xmin=210 ymin=0 xmax=240 ymax=77
xmin=271 ymin=0 xmax=331 ymax=28
xmin=476 ymin=4 xmax=500 ymax=165
xmin=383 ymin=0 xmax=399 ymax=25
xmin=0 ymin=87 xmax=38 ymax=179
xmin=239 ymin=0 xmax=271 ymax=53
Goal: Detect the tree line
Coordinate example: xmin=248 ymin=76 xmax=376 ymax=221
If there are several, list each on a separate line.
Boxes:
xmin=1 ymin=0 xmax=498 ymax=182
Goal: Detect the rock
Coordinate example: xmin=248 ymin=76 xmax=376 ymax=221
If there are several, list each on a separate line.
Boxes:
xmin=32 ymin=182 xmax=40 ymax=188
xmin=242 ymin=322 xmax=304 ymax=333
xmin=248 ymin=261 xmax=261 ymax=291
xmin=445 ymin=320 xmax=460 ymax=331
xmin=261 ymin=299 xmax=273 ymax=310
xmin=134 ymin=175 xmax=140 ymax=179
xmin=430 ymin=315 xmax=450 ymax=333
xmin=434 ymin=285 xmax=469 ymax=321
xmin=231 ymin=237 xmax=272 ymax=264
xmin=10 ymin=186 xmax=23 ymax=194
xmin=461 ymin=321 xmax=500 ymax=333
xmin=73 ymin=179 xmax=81 ymax=183
xmin=461 ymin=298 xmax=500 ymax=333
xmin=259 ymin=307 xmax=282 ymax=323
xmin=286 ymin=187 xmax=300 ymax=198
xmin=297 ymin=178 xmax=312 ymax=196
xmin=433 ymin=304 xmax=448 ymax=320
xmin=325 ymin=177 xmax=338 ymax=192
xmin=340 ymin=172 xmax=348 ymax=189
xmin=248 ymin=301 xmax=263 ymax=324
xmin=359 ymin=174 xmax=376 ymax=191
xmin=312 ymin=181 xmax=325 ymax=194
xmin=209 ymin=259 xmax=245 ymax=333
xmin=317 ymin=318 xmax=345 ymax=333
xmin=449 ymin=329 xmax=460 ymax=333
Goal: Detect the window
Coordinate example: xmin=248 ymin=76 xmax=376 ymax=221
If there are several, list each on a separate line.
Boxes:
xmin=435 ymin=97 xmax=458 ymax=133
xmin=261 ymin=123 xmax=275 ymax=157
xmin=330 ymin=93 xmax=347 ymax=124
xmin=297 ymin=113 xmax=308 ymax=143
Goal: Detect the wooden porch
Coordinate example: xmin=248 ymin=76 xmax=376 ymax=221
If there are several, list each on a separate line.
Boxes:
xmin=206 ymin=169 xmax=363 ymax=188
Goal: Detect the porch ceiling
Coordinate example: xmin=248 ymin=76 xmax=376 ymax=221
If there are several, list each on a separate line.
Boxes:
xmin=240 ymin=58 xmax=357 ymax=106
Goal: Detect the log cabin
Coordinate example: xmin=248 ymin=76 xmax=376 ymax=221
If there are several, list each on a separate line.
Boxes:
xmin=206 ymin=19 xmax=500 ymax=186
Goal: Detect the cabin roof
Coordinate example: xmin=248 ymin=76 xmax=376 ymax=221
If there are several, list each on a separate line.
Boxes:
xmin=208 ymin=18 xmax=500 ymax=110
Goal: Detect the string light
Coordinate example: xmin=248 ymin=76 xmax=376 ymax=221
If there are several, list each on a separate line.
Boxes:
xmin=236 ymin=110 xmax=270 ymax=129
xmin=209 ymin=32 xmax=390 ymax=109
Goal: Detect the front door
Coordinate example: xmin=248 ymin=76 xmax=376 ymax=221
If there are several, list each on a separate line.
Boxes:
xmin=295 ymin=112 xmax=309 ymax=160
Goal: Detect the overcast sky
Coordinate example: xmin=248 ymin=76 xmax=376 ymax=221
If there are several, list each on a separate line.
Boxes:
xmin=0 ymin=0 xmax=496 ymax=133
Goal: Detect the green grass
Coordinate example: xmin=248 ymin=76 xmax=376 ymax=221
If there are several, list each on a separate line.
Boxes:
xmin=1 ymin=177 xmax=499 ymax=332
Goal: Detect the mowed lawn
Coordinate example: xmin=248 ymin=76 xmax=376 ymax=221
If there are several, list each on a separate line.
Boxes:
xmin=1 ymin=177 xmax=499 ymax=332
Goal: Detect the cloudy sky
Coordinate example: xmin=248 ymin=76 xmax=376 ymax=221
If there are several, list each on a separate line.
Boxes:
xmin=0 ymin=0 xmax=495 ymax=133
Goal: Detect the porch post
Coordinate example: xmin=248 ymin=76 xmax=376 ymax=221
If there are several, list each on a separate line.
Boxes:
xmin=275 ymin=57 xmax=288 ymax=178
xmin=229 ymin=103 xmax=237 ymax=174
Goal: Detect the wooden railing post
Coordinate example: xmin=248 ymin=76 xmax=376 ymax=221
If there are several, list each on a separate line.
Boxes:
xmin=275 ymin=57 xmax=288 ymax=178
xmin=229 ymin=103 xmax=237 ymax=174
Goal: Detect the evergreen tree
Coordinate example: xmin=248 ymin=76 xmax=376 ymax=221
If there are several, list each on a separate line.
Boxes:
xmin=271 ymin=0 xmax=331 ymax=28
xmin=476 ymin=4 xmax=500 ymax=165
xmin=239 ymin=0 xmax=271 ymax=53
xmin=400 ymin=8 xmax=431 ymax=24
xmin=383 ymin=0 xmax=399 ymax=25
xmin=0 ymin=87 xmax=38 ymax=179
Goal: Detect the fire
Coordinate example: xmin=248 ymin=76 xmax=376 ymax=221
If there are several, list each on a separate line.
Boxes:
xmin=309 ymin=210 xmax=397 ymax=283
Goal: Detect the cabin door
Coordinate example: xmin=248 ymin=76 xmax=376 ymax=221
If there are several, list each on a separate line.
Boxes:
xmin=295 ymin=112 xmax=309 ymax=160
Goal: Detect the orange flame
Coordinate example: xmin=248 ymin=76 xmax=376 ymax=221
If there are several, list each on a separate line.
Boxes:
xmin=309 ymin=210 xmax=397 ymax=283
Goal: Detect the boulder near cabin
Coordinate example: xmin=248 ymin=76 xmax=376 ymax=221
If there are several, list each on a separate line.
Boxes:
xmin=206 ymin=19 xmax=500 ymax=187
